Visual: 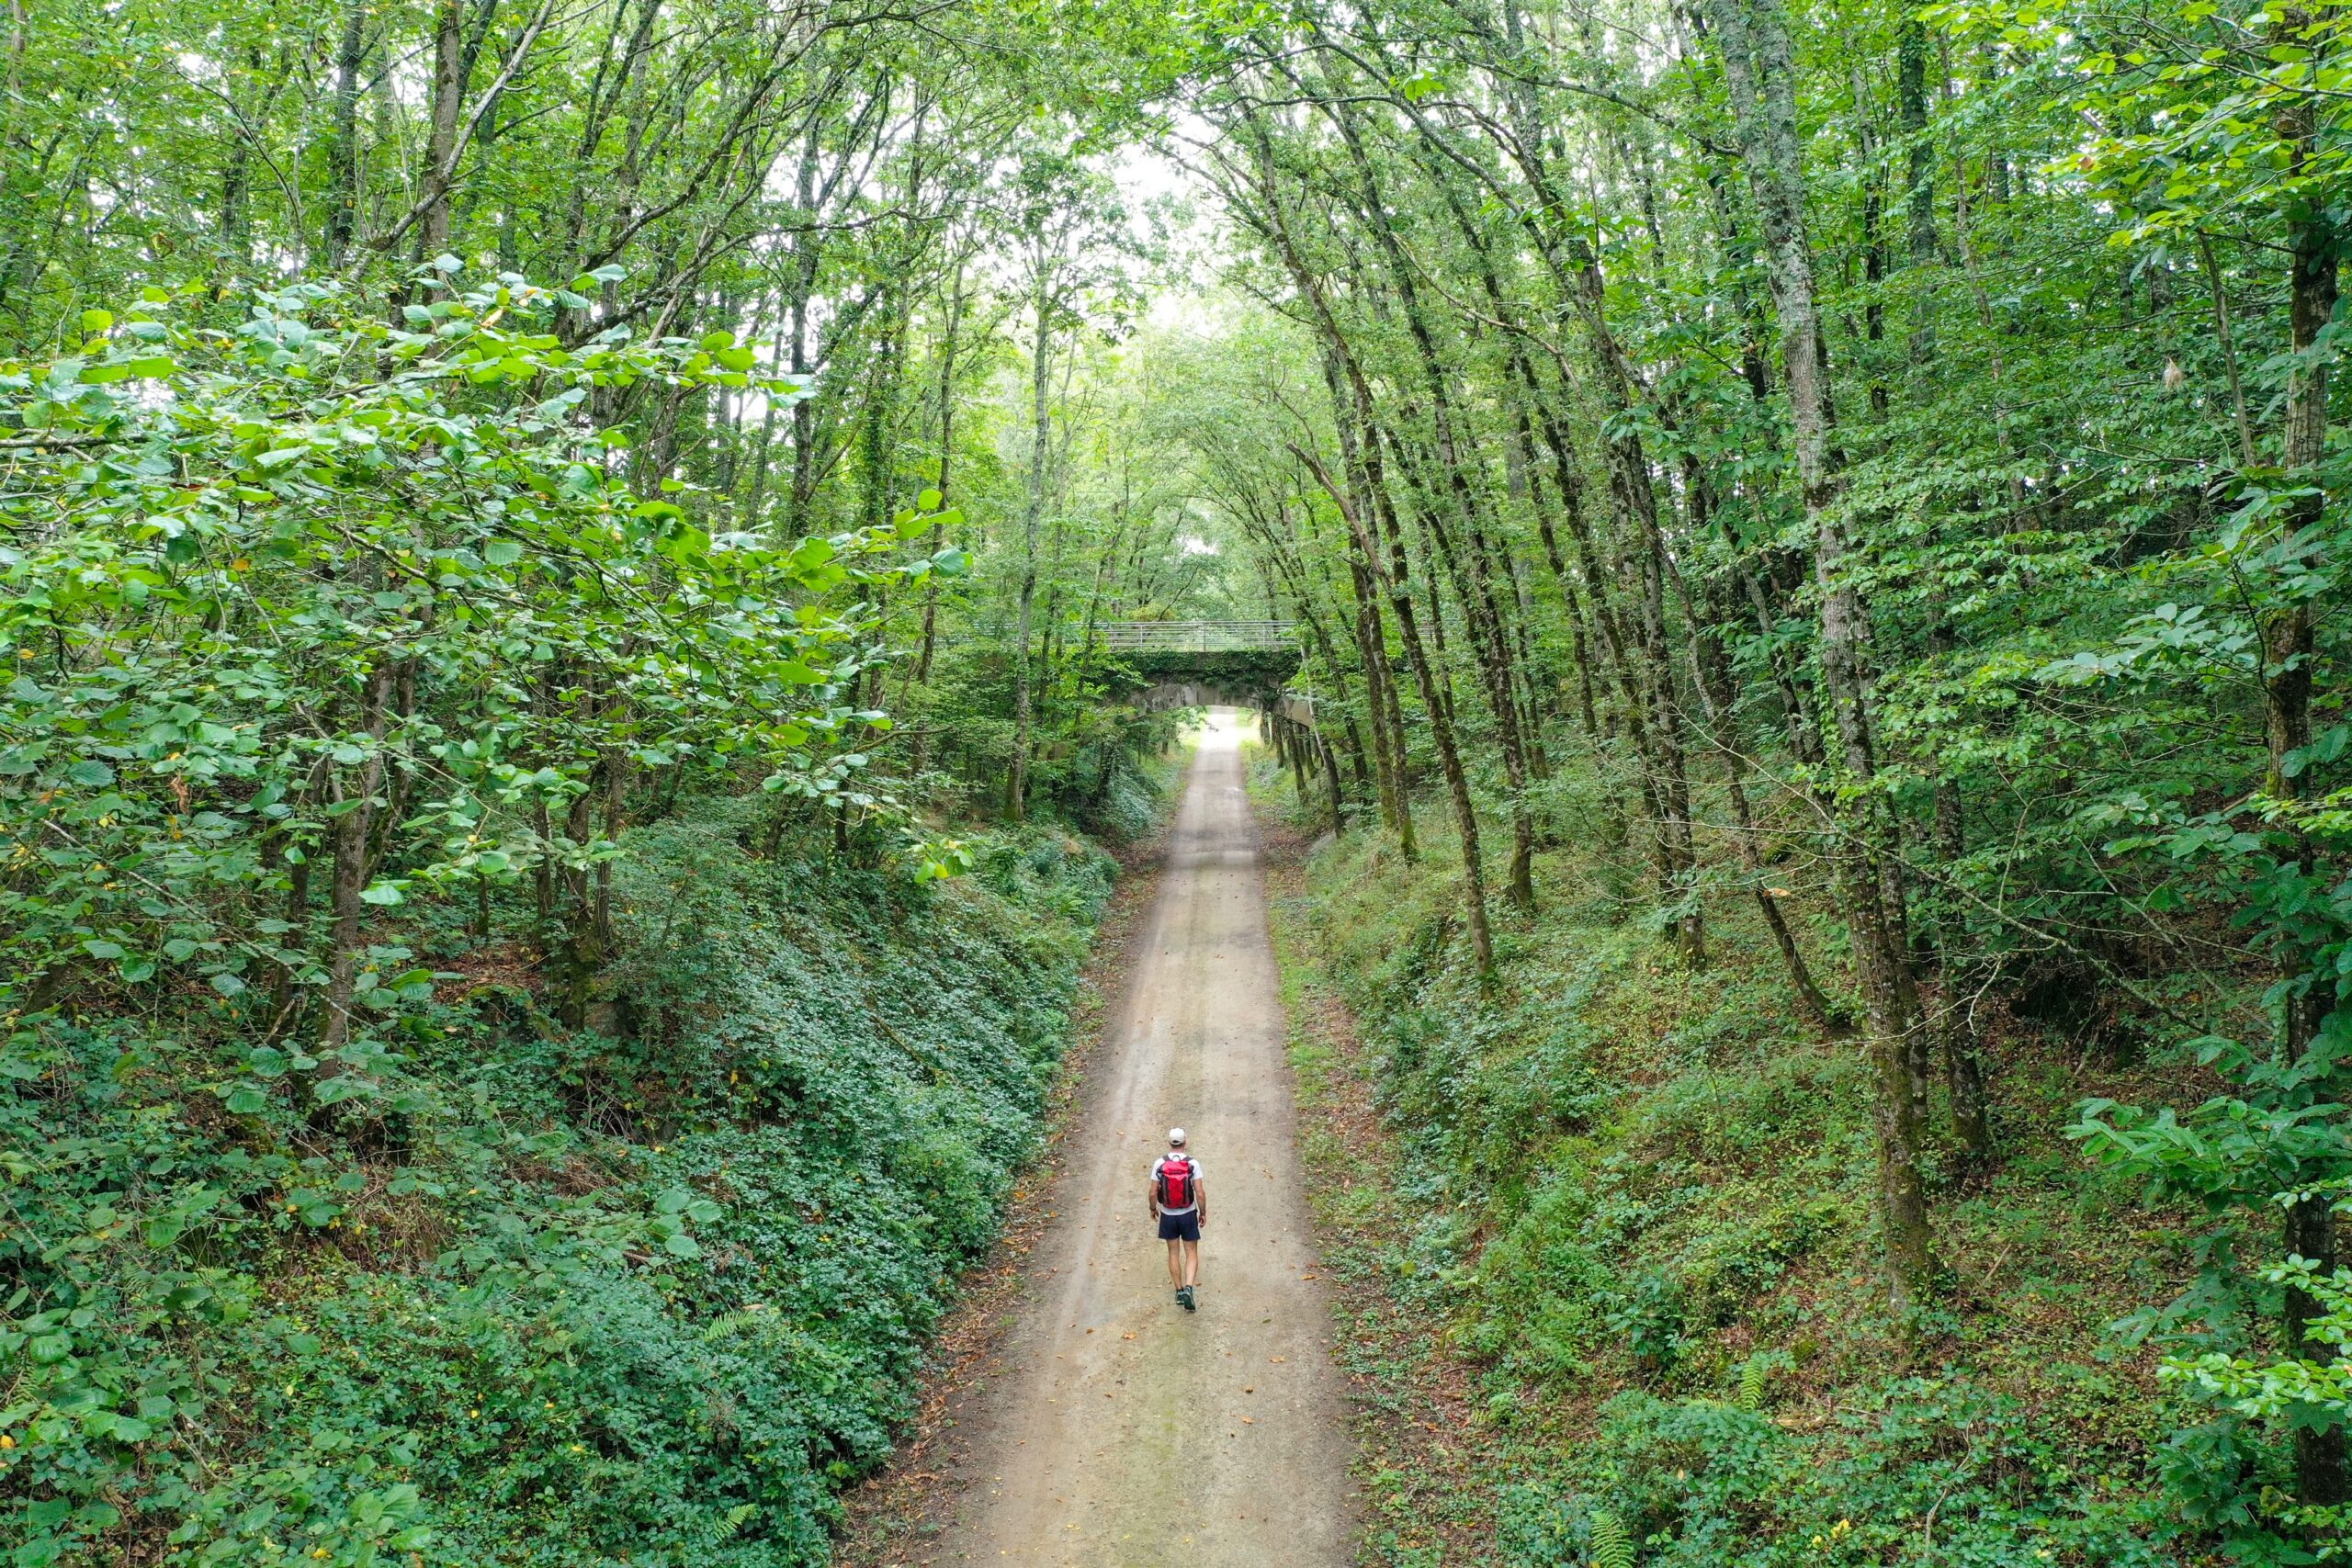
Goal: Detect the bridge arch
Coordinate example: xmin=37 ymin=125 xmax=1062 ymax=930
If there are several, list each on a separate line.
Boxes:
xmin=1096 ymin=622 xmax=1343 ymax=834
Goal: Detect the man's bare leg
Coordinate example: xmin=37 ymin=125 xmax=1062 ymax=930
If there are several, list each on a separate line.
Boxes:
xmin=1180 ymin=1240 xmax=1200 ymax=1290
xmin=1166 ymin=1237 xmax=1184 ymax=1289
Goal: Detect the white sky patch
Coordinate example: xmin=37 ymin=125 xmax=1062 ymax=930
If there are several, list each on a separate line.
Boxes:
xmin=1178 ymin=534 xmax=1220 ymax=556
xmin=1110 ymin=125 xmax=1229 ymax=335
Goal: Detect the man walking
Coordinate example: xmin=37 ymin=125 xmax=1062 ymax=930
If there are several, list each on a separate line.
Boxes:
xmin=1148 ymin=1127 xmax=1206 ymax=1311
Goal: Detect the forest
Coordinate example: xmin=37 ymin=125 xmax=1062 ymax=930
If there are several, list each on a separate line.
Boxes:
xmin=0 ymin=0 xmax=2346 ymax=1560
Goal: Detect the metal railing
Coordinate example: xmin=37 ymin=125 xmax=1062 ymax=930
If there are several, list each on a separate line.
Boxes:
xmin=1096 ymin=620 xmax=1295 ymax=653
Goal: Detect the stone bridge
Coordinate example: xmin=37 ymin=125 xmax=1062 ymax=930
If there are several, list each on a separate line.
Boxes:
xmin=1097 ymin=621 xmax=1301 ymax=709
xmin=1100 ymin=620 xmax=1343 ymax=832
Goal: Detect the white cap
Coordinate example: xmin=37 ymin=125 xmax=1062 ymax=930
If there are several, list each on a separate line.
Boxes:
xmin=1168 ymin=1127 xmax=1187 ymax=1146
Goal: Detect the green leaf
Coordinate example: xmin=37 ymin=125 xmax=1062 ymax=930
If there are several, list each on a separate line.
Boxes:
xmin=312 ymin=1074 xmax=376 ymax=1105
xmin=359 ymin=882 xmax=404 ymax=906
xmin=65 ymin=759 xmax=114 ymax=787
xmin=785 ymin=537 xmax=836 ymax=573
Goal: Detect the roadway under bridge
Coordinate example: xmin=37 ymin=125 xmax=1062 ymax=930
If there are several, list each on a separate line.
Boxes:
xmin=1096 ymin=621 xmax=1344 ymax=835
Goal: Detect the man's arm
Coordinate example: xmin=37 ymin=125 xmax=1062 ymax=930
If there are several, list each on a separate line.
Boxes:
xmin=1193 ymin=1172 xmax=1206 ymax=1227
xmin=1147 ymin=1173 xmax=1159 ymax=1220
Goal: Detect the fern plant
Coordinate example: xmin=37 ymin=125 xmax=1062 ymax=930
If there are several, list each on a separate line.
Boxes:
xmin=1734 ymin=1348 xmax=1793 ymax=1412
xmin=1589 ymin=1506 xmax=1635 ymax=1568
xmin=1737 ymin=1355 xmax=1770 ymax=1412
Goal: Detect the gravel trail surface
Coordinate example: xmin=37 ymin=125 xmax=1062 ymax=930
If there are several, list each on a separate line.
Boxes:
xmin=918 ymin=711 xmax=1357 ymax=1566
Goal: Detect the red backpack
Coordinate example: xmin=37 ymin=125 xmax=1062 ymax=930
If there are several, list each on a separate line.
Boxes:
xmin=1156 ymin=1155 xmax=1196 ymax=1210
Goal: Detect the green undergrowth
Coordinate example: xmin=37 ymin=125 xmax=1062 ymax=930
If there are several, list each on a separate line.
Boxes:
xmin=5 ymin=772 xmax=1173 ymax=1568
xmin=1251 ymin=750 xmax=2233 ymax=1567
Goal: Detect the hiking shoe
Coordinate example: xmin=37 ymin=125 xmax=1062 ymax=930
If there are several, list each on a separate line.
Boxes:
xmin=1179 ymin=1286 xmax=1196 ymax=1312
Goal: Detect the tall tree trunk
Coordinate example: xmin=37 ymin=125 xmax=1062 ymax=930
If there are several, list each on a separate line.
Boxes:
xmin=1708 ymin=0 xmax=1938 ymax=1309
xmin=1327 ymin=98 xmax=1535 ymax=911
xmin=1008 ymin=295 xmax=1050 ymax=822
xmin=320 ymin=661 xmax=394 ymax=1055
xmin=419 ymin=0 xmax=466 ymax=257
xmin=2272 ymin=28 xmax=2345 ymax=1508
xmin=1240 ymin=130 xmax=1430 ymax=867
xmin=782 ymin=128 xmax=826 ymax=533
xmin=1670 ymin=485 xmax=1836 ymax=1034
xmin=1316 ymin=725 xmax=1345 ymax=837
xmin=1898 ymin=17 xmax=1937 ymax=363
xmin=322 ymin=3 xmax=369 ymax=266
xmin=1559 ymin=240 xmax=1704 ymax=958
xmin=1294 ymin=421 xmax=1487 ymax=960
xmin=917 ymin=264 xmax=965 ymax=685
xmin=1348 ymin=545 xmax=1408 ymax=840
xmin=1894 ymin=24 xmax=1992 ymax=1161
xmin=1356 ymin=417 xmax=1494 ymax=969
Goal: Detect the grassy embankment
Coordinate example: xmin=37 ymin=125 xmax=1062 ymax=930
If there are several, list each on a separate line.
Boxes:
xmin=8 ymin=761 xmax=1177 ymax=1568
xmin=1247 ymin=741 xmax=2222 ymax=1567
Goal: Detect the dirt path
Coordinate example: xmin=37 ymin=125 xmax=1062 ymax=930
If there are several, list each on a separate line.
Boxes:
xmin=897 ymin=711 xmax=1357 ymax=1566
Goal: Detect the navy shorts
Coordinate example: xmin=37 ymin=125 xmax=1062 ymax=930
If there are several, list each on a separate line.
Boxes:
xmin=1158 ymin=1212 xmax=1201 ymax=1242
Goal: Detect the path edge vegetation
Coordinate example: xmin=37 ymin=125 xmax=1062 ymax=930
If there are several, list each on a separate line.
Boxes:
xmin=1242 ymin=728 xmax=2292 ymax=1564
xmin=1249 ymin=747 xmax=1500 ymax=1567
xmin=827 ymin=738 xmax=1193 ymax=1567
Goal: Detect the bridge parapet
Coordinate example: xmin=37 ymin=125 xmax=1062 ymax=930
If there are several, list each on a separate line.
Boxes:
xmin=1098 ymin=621 xmax=1295 ymax=653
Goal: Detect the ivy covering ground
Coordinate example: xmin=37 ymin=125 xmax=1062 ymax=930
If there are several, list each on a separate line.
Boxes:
xmin=4 ymin=799 xmax=1135 ymax=1567
xmin=1254 ymin=751 xmax=2238 ymax=1567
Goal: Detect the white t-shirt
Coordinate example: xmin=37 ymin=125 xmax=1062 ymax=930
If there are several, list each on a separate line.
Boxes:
xmin=1150 ymin=1154 xmax=1203 ymax=1214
